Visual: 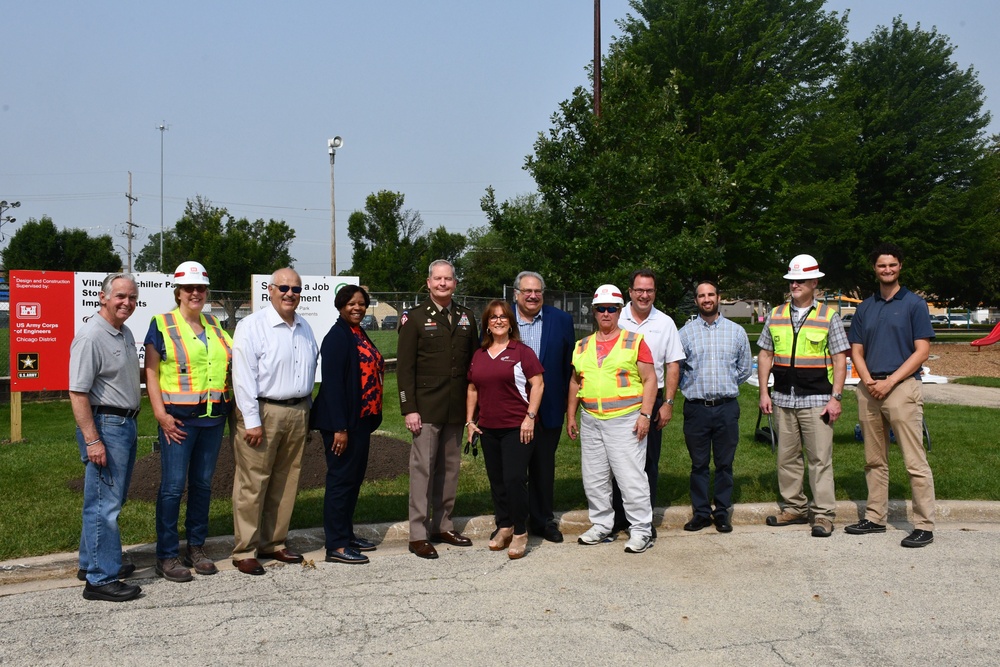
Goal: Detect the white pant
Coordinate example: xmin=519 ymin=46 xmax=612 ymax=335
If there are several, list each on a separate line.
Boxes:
xmin=580 ymin=410 xmax=652 ymax=538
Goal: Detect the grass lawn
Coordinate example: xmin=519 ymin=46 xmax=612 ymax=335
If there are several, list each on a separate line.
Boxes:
xmin=2 ymin=376 xmax=999 ymax=560
xmin=951 ymin=376 xmax=1000 ymax=388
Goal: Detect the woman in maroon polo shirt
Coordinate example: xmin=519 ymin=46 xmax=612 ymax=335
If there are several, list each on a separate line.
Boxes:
xmin=466 ymin=299 xmax=544 ymax=559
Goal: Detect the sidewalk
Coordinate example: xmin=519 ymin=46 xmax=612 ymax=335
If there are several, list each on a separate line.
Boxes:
xmin=2 ymin=503 xmax=999 ymax=666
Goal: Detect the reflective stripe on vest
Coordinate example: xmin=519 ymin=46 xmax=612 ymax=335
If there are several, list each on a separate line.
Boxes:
xmin=769 ymin=303 xmax=835 ymax=383
xmin=155 ymin=310 xmax=233 ymax=417
xmin=573 ymin=331 xmax=644 ymax=419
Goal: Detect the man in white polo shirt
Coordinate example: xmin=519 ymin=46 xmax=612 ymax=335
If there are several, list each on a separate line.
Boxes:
xmin=611 ymin=269 xmax=685 ymax=538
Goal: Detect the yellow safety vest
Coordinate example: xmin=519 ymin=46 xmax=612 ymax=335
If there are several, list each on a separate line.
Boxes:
xmin=154 ymin=310 xmax=233 ymax=418
xmin=768 ymin=302 xmax=834 ymax=394
xmin=572 ymin=331 xmax=644 ymax=419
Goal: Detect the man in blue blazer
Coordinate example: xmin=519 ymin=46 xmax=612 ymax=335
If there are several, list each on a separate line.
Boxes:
xmin=513 ymin=271 xmax=576 ymax=542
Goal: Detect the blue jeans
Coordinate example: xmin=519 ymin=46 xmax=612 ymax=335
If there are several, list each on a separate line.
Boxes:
xmin=155 ymin=420 xmax=225 ymax=559
xmin=77 ymin=414 xmax=138 ymax=586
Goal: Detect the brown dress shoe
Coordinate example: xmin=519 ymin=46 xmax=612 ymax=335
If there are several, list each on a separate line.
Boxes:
xmin=258 ymin=549 xmax=304 ymax=564
xmin=408 ymin=540 xmax=439 ymax=559
xmin=232 ymin=558 xmax=266 ymax=575
xmin=430 ymin=531 xmax=472 ymax=547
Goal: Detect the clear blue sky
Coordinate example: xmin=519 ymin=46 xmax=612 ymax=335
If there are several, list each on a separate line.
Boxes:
xmin=2 ymin=1 xmax=997 ymax=277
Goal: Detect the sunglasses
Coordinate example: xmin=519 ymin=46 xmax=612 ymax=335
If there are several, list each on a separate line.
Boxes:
xmin=180 ymin=284 xmax=207 ymax=293
xmin=594 ymin=306 xmax=619 ymax=313
xmin=272 ymin=284 xmax=303 ymax=294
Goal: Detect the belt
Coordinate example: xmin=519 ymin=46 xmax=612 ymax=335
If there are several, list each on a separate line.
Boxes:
xmin=93 ymin=405 xmax=140 ymax=419
xmin=258 ymin=395 xmax=309 ymax=406
xmin=686 ymin=396 xmax=737 ymax=407
xmin=870 ymin=373 xmax=890 ymax=380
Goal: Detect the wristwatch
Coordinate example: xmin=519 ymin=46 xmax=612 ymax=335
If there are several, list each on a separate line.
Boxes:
xmin=665 ymin=398 xmax=675 ymax=406
xmin=526 ymin=411 xmax=536 ymax=419
xmin=832 ymin=393 xmax=843 ymax=401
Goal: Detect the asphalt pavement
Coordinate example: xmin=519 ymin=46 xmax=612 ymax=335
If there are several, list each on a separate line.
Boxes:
xmin=3 ymin=502 xmax=1000 ymax=666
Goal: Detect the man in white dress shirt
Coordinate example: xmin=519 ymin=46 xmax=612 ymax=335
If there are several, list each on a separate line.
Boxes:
xmin=611 ymin=269 xmax=685 ymax=537
xmin=230 ymin=268 xmax=319 ymax=575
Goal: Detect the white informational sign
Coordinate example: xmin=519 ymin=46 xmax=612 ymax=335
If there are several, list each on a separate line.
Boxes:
xmin=75 ymin=272 xmax=179 ymax=368
xmin=251 ymin=274 xmax=360 ymax=382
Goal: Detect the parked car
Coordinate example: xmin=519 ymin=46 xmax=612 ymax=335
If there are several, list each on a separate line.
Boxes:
xmin=841 ymin=313 xmax=853 ymax=329
xmin=360 ymin=314 xmax=378 ymax=330
xmin=930 ymin=315 xmax=949 ymax=326
xmin=381 ymin=315 xmax=399 ymax=330
xmin=948 ymin=314 xmax=971 ymax=326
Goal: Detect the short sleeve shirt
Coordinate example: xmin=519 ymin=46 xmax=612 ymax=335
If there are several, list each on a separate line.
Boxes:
xmin=69 ymin=313 xmax=141 ymax=410
xmin=467 ymin=341 xmax=544 ymax=429
xmin=849 ymin=286 xmax=935 ymax=380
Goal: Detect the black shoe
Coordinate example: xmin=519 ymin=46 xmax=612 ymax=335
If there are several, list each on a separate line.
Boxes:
xmin=845 ymin=519 xmax=887 ymax=535
xmin=543 ymin=525 xmax=564 ymax=543
xmin=683 ymin=515 xmax=714 ymax=532
xmin=77 ymin=562 xmax=136 ymax=582
xmin=326 ymin=548 xmax=370 ymax=564
xmin=349 ymin=537 xmax=377 ymax=552
xmin=82 ymin=580 xmax=142 ymax=602
xmin=901 ymin=529 xmax=934 ymax=548
xmin=714 ymin=515 xmax=733 ymax=533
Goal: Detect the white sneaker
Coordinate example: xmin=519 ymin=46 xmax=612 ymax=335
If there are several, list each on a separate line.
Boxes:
xmin=577 ymin=526 xmax=611 ymax=545
xmin=624 ymin=533 xmax=654 ymax=554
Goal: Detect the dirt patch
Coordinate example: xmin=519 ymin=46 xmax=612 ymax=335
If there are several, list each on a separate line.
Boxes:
xmin=926 ymin=342 xmax=1000 ymax=378
xmin=67 ymin=430 xmax=412 ymax=502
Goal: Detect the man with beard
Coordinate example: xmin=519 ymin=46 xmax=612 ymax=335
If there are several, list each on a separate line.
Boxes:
xmin=846 ymin=243 xmax=936 ymax=548
xmin=677 ymin=280 xmax=752 ymax=533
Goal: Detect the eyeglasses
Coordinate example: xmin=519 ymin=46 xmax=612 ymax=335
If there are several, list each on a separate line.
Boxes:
xmin=488 ymin=314 xmax=509 ymax=322
xmin=788 ymin=280 xmax=808 ymax=286
xmin=594 ymin=306 xmax=619 ymax=313
xmin=630 ymin=288 xmax=655 ymax=295
xmin=516 ymin=288 xmax=543 ymax=296
xmin=180 ymin=284 xmax=207 ymax=293
xmin=272 ymin=284 xmax=303 ymax=294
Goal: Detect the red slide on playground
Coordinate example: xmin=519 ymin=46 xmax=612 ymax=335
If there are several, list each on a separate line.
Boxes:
xmin=971 ymin=321 xmax=1000 ymax=349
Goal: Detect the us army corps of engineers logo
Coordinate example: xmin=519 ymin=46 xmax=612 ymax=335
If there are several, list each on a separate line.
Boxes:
xmin=17 ymin=352 xmax=40 ymax=379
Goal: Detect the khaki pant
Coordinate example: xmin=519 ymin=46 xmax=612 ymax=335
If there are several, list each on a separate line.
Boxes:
xmin=408 ymin=423 xmax=462 ymax=541
xmin=231 ymin=401 xmax=309 ymax=559
xmin=857 ymin=378 xmax=935 ymax=530
xmin=774 ymin=405 xmax=836 ymax=520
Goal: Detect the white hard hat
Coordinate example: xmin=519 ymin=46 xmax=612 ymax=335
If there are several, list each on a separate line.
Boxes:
xmin=592 ymin=283 xmax=625 ymax=306
xmin=783 ymin=254 xmax=824 ymax=280
xmin=173 ymin=260 xmax=211 ymax=286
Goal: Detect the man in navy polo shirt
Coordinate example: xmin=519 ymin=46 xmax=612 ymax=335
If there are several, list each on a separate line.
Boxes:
xmin=846 ymin=243 xmax=936 ymax=548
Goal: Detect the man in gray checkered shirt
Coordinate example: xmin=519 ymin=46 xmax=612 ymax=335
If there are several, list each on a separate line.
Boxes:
xmin=757 ymin=254 xmax=848 ymax=538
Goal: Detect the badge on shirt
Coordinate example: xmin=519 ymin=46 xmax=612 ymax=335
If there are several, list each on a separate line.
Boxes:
xmin=400 ymin=312 xmax=408 ymax=327
xmin=457 ymin=312 xmax=470 ymax=327
xmin=425 ymin=320 xmax=438 ymax=331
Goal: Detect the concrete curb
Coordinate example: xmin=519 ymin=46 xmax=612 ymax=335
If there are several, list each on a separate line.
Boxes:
xmin=3 ymin=499 xmax=999 ymax=588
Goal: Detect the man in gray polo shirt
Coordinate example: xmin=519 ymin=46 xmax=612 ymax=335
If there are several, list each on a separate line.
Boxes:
xmin=69 ymin=273 xmax=143 ymax=602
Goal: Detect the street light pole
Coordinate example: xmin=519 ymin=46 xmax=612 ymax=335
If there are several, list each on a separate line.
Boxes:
xmin=328 ymin=136 xmax=343 ymax=276
xmin=0 ymin=200 xmax=20 ymax=241
xmin=157 ymin=121 xmax=169 ymax=272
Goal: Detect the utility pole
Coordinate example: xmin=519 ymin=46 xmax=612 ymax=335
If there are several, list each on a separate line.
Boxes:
xmin=124 ymin=172 xmax=139 ymax=272
xmin=594 ymin=0 xmax=602 ymax=118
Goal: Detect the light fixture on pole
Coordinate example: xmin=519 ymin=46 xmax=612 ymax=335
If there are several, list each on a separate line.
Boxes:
xmin=328 ymin=136 xmax=343 ymax=276
xmin=0 ymin=199 xmax=20 ymax=242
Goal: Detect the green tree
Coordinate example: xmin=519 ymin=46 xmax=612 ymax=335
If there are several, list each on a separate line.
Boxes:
xmin=1 ymin=216 xmax=122 ymax=273
xmin=135 ymin=196 xmax=296 ymax=323
xmin=346 ymin=190 xmax=461 ymax=293
xmin=832 ymin=18 xmax=992 ymax=303
xmin=466 ymin=191 xmax=553 ymax=296
xmin=613 ymin=0 xmax=856 ymax=292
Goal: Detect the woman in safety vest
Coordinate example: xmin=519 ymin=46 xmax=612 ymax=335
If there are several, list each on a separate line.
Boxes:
xmin=144 ymin=260 xmax=233 ymax=582
xmin=567 ymin=284 xmax=658 ymax=554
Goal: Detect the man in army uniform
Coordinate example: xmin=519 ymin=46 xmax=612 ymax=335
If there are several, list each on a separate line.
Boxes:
xmin=398 ymin=259 xmax=479 ymax=559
